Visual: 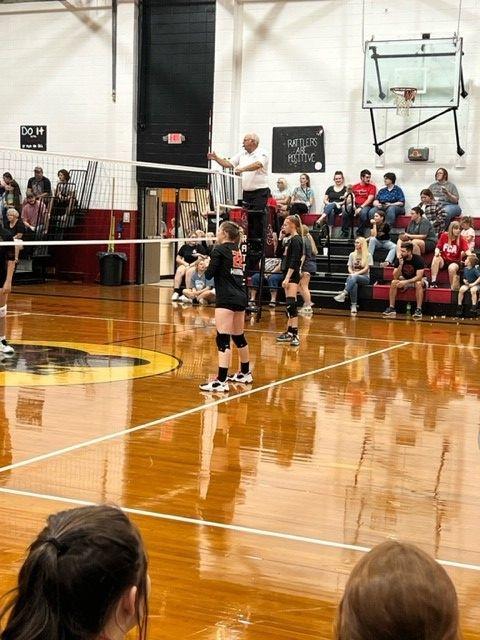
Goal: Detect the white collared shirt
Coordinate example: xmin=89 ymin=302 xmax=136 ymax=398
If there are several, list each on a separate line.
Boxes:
xmin=230 ymin=147 xmax=269 ymax=191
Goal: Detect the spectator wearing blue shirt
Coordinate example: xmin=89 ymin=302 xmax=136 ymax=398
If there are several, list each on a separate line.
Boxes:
xmin=369 ymin=172 xmax=405 ymax=226
xmin=456 ymin=254 xmax=480 ymax=317
xmin=179 ymin=258 xmax=215 ymax=305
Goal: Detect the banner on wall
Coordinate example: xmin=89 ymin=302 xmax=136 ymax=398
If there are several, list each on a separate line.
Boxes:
xmin=272 ymin=126 xmax=325 ymax=174
xmin=20 ymin=125 xmax=47 ymax=151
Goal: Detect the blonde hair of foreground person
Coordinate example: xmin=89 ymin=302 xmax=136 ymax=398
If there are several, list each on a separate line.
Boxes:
xmin=335 ymin=540 xmax=460 ymax=640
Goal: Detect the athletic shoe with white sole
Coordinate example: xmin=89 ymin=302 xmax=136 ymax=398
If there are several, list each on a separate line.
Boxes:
xmin=171 ymin=292 xmax=179 ymax=301
xmin=350 ymin=303 xmax=358 ymax=315
xmin=199 ymin=379 xmax=229 ymax=392
xmin=290 ymin=335 xmax=300 ymax=347
xmin=227 ymin=371 xmax=253 ymax=384
xmin=1 ymin=339 xmax=14 ymax=354
xmin=334 ymin=291 xmax=347 ymax=303
xmin=382 ymin=306 xmax=396 ymax=317
xmin=276 ymin=332 xmax=293 ymax=342
xmin=412 ymin=308 xmax=423 ymax=320
xmin=178 ymin=295 xmax=191 ymax=303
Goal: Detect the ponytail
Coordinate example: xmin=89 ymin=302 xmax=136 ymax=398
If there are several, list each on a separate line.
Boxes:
xmin=0 ymin=505 xmax=148 ymax=640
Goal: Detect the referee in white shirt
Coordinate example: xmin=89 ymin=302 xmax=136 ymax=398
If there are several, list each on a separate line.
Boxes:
xmin=207 ymin=133 xmax=270 ymax=242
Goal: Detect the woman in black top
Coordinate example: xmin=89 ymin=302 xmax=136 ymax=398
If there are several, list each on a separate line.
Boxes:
xmin=199 ymin=221 xmax=251 ymax=393
xmin=276 ymin=215 xmax=304 ymax=347
xmin=171 ymin=233 xmax=204 ymax=300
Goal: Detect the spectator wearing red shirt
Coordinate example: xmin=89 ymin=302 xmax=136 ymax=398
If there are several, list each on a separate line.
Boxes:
xmin=21 ymin=191 xmax=47 ymax=231
xmin=342 ymin=169 xmax=377 ymax=238
xmin=430 ymin=221 xmax=470 ymax=289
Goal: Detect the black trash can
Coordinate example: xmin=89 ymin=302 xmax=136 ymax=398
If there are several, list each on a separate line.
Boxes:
xmin=97 ymin=252 xmax=127 ymax=286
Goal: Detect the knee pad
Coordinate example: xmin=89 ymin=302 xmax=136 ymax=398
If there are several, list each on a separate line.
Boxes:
xmin=285 ymin=297 xmax=297 ymax=319
xmin=216 ymin=332 xmax=231 ymax=353
xmin=0 ymin=305 xmax=6 ymax=318
xmin=232 ymin=333 xmax=248 ymax=349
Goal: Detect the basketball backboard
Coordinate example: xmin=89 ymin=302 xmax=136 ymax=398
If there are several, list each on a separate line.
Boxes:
xmin=363 ymin=37 xmax=463 ymax=109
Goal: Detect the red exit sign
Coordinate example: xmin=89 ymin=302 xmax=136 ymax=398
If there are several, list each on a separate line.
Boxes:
xmin=166 ymin=133 xmax=184 ymax=144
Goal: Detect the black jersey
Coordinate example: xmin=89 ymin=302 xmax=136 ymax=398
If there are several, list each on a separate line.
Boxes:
xmin=282 ymin=234 xmax=303 ymax=273
xmin=205 ymin=242 xmax=248 ymax=308
xmin=0 ymin=228 xmax=15 ymax=285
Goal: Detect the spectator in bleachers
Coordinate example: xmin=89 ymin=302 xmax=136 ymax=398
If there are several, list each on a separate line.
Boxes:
xmin=179 ymin=258 xmax=215 ymax=305
xmin=6 ymin=208 xmax=25 ymax=239
xmin=5 ymin=208 xmax=26 ymax=262
xmin=456 ymin=254 xmax=480 ymax=317
xmin=382 ymin=242 xmax=426 ymax=319
xmin=1 ymin=172 xmax=21 ymax=225
xmin=0 ymin=504 xmax=149 ymax=640
xmin=21 ymin=191 xmax=47 ymax=233
xmin=54 ymin=169 xmax=75 ymax=210
xmin=333 ymin=237 xmax=372 ymax=315
xmin=248 ymin=257 xmax=283 ymax=308
xmin=344 ymin=169 xmax=377 ymax=238
xmin=430 ymin=221 xmax=470 ymax=289
xmin=298 ymin=224 xmax=318 ymax=314
xmin=380 ymin=207 xmax=437 ymax=267
xmin=429 ymin=167 xmax=461 ymax=222
xmin=459 ymin=216 xmax=475 ymax=253
xmin=272 ymin=177 xmax=291 ymax=231
xmin=290 ymin=174 xmax=314 ymax=216
xmin=368 ymin=210 xmax=396 ymax=262
xmin=335 ymin=540 xmax=459 ymax=640
xmin=369 ymin=172 xmax=405 ymax=226
xmin=319 ymin=171 xmax=347 ymax=228
xmin=418 ymin=188 xmax=447 ymax=235
xmin=171 ymin=232 xmax=204 ymax=301
xmin=27 ymin=166 xmax=52 ymax=198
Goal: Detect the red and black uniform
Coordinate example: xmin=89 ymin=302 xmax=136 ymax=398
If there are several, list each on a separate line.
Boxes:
xmin=281 ymin=234 xmax=303 ymax=284
xmin=205 ymin=242 xmax=248 ymax=311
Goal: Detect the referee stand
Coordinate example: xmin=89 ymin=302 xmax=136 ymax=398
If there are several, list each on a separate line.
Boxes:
xmin=242 ymin=205 xmax=269 ymax=323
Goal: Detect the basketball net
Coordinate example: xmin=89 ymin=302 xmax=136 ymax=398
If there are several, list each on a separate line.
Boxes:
xmin=391 ymin=87 xmax=417 ymax=116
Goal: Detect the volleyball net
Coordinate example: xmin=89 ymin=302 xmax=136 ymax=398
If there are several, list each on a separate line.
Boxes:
xmin=0 ymin=146 xmax=249 ymax=285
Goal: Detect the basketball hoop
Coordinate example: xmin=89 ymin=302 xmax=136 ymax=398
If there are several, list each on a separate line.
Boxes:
xmin=390 ymin=87 xmax=417 ymax=115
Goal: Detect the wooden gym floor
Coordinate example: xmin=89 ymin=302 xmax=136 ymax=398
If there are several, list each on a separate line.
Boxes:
xmin=1 ymin=282 xmax=480 ymax=639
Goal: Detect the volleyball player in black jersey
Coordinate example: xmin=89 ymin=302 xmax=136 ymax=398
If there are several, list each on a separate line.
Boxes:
xmin=199 ymin=221 xmax=251 ymax=392
xmin=276 ymin=215 xmax=304 ymax=347
xmin=0 ymin=228 xmax=16 ymax=354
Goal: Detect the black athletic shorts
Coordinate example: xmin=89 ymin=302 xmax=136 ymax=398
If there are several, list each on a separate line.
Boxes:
xmin=284 ymin=270 xmax=301 ymax=284
xmin=216 ymin=303 xmax=246 ymax=312
xmin=0 ymin=266 xmax=7 ymax=288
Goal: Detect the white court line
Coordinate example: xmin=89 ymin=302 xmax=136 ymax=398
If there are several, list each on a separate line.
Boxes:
xmin=0 ymin=486 xmax=478 ymax=573
xmin=13 ymin=310 xmax=480 ymax=349
xmin=0 ymin=342 xmax=409 ymax=474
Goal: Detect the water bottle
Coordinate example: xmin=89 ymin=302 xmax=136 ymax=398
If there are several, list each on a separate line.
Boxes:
xmin=406 ymin=302 xmax=412 ymax=316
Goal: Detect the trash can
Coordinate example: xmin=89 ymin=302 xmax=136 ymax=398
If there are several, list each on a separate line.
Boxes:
xmin=97 ymin=252 xmax=127 ymax=286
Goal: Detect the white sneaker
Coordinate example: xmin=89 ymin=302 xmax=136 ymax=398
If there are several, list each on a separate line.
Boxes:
xmin=228 ymin=371 xmax=253 ymax=384
xmin=178 ymin=295 xmax=191 ymax=303
xmin=299 ymin=305 xmax=313 ymax=314
xmin=1 ymin=340 xmax=14 ymax=354
xmin=171 ymin=292 xmax=179 ymax=301
xmin=334 ymin=291 xmax=347 ymax=303
xmin=350 ymin=304 xmax=358 ymax=315
xmin=199 ymin=379 xmax=229 ymax=392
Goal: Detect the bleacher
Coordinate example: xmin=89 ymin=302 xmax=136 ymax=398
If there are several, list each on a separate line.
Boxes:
xmin=306 ymin=213 xmax=480 ymax=316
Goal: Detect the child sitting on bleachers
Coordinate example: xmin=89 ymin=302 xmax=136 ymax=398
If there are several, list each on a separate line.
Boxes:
xmin=460 ymin=215 xmax=475 ymax=253
xmin=456 ymin=254 xmax=480 ymax=317
xmin=180 ymin=258 xmax=215 ymax=305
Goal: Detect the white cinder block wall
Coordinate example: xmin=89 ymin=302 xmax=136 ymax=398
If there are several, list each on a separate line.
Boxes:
xmin=212 ymin=0 xmax=479 ymax=214
xmin=0 ymin=0 xmax=137 ymax=208
xmin=0 ymin=0 xmax=137 ymax=158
